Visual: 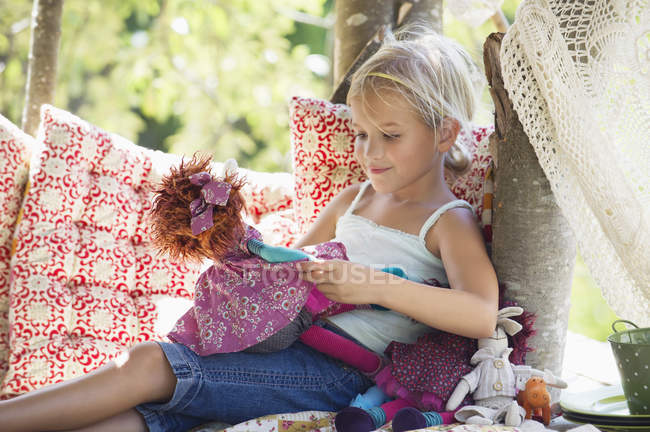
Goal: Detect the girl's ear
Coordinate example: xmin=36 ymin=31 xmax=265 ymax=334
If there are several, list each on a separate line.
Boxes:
xmin=436 ymin=118 xmax=461 ymax=153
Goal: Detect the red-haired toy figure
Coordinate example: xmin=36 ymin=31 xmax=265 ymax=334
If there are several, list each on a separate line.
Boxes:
xmin=149 ymin=154 xmax=384 ymax=372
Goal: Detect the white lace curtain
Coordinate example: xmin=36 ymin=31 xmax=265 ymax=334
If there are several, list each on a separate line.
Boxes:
xmin=500 ymin=0 xmax=650 ymax=326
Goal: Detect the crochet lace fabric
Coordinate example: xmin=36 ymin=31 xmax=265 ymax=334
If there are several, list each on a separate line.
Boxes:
xmin=501 ymin=0 xmax=650 ymax=325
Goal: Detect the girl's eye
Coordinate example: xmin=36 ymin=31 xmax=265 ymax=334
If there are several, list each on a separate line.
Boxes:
xmin=354 ymin=133 xmax=367 ymax=141
xmin=383 ymin=133 xmax=400 ymax=140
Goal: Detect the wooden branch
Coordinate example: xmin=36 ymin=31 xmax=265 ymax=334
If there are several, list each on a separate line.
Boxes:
xmin=21 ymin=0 xmax=63 ymax=136
xmin=490 ymin=9 xmax=509 ymax=33
xmin=396 ymin=2 xmax=412 ymax=26
xmin=333 ymin=0 xmax=393 ymax=85
xmin=330 ymin=27 xmax=385 ymax=104
xmin=397 ymin=0 xmax=442 ymax=33
xmin=483 ymin=33 xmax=513 ymax=164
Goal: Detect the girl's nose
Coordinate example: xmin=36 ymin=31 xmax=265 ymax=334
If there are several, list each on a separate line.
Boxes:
xmin=363 ymin=137 xmax=384 ymax=159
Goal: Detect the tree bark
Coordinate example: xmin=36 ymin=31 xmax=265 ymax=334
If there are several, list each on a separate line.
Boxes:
xmin=21 ymin=0 xmax=63 ymax=136
xmin=330 ymin=28 xmax=385 ymax=104
xmin=333 ymin=0 xmax=394 ymax=87
xmin=484 ymin=33 xmax=576 ymax=384
xmin=331 ymin=0 xmax=442 ymax=102
xmin=398 ymin=0 xmax=442 ymax=34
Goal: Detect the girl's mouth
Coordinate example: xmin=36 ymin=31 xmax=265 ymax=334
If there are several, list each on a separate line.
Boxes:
xmin=369 ymin=167 xmax=390 ymax=174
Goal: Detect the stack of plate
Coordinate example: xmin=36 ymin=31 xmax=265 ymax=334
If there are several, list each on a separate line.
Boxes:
xmin=560 ymin=385 xmax=650 ymax=431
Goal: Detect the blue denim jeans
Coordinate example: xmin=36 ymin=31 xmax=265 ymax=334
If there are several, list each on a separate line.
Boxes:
xmin=135 ymin=338 xmax=373 ymax=431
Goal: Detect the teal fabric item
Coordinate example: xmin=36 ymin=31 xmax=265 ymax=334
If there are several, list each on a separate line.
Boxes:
xmin=350 ymin=385 xmax=392 ymax=409
xmin=247 ymin=238 xmax=312 ymax=262
xmin=366 ymin=406 xmax=387 ymax=428
xmin=422 ymin=411 xmax=443 ymax=426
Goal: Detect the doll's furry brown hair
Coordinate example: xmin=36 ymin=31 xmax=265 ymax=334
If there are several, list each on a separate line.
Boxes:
xmin=149 ymin=153 xmax=247 ymax=263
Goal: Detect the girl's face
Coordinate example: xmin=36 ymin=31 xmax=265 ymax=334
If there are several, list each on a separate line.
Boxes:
xmin=350 ymin=90 xmax=445 ymax=196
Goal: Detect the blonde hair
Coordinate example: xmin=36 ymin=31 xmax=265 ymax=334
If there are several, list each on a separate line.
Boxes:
xmin=347 ymin=25 xmax=483 ymax=173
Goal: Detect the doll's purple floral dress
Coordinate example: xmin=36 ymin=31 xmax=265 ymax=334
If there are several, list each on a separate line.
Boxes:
xmin=167 ymin=226 xmax=352 ymax=355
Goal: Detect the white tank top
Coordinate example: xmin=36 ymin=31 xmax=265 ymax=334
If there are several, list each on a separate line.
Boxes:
xmin=327 ymin=180 xmax=473 ymax=354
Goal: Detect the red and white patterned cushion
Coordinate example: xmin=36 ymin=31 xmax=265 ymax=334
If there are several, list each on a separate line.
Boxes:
xmin=253 ymin=209 xmax=299 ymax=248
xmin=290 ymin=97 xmax=367 ymax=235
xmin=240 ymin=171 xmax=294 ymax=223
xmin=289 ymin=96 xmax=493 ymax=235
xmin=3 ymin=106 xmax=199 ymax=397
xmin=449 ymin=126 xmax=493 ymax=221
xmin=0 ymin=115 xmax=36 ymax=385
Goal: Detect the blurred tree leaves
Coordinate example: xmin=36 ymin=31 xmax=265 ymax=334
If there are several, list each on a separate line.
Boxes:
xmin=442 ymin=0 xmax=521 ymax=127
xmin=569 ymin=254 xmax=621 ymax=341
xmin=0 ymin=0 xmax=32 ymax=123
xmin=1 ymin=0 xmax=329 ymax=171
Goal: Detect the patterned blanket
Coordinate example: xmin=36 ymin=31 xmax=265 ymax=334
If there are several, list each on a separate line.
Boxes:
xmin=188 ymin=411 xmax=565 ymax=432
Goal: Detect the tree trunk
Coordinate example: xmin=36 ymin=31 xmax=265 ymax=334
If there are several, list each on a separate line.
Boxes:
xmin=21 ymin=0 xmax=63 ymax=136
xmin=484 ymin=33 xmax=576 ymax=385
xmin=332 ymin=0 xmax=442 ymax=101
xmin=333 ymin=0 xmax=394 ymax=87
xmin=398 ymin=0 xmax=442 ymax=34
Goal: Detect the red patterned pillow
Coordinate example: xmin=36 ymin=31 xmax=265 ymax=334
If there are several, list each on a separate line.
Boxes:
xmin=254 ymin=209 xmax=299 ymax=248
xmin=3 ymin=106 xmax=198 ymax=397
xmin=290 ymin=97 xmax=367 ymax=235
xmin=289 ymin=96 xmax=493 ymax=234
xmin=240 ymin=171 xmax=294 ymax=223
xmin=450 ymin=126 xmax=493 ymax=222
xmin=0 ymin=115 xmax=36 ymax=385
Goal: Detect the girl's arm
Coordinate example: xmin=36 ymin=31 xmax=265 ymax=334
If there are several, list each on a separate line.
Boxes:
xmin=293 ymin=183 xmax=362 ymax=248
xmin=299 ymin=207 xmax=498 ymax=339
xmin=390 ymin=207 xmax=498 ymax=338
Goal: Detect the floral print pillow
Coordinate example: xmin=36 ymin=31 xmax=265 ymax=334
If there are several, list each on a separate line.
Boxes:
xmin=0 ymin=115 xmax=36 ymax=389
xmin=2 ymin=105 xmax=198 ymax=397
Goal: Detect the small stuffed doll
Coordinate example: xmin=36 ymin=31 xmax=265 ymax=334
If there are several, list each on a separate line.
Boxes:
xmin=444 ymin=307 xmax=567 ymax=426
xmin=149 ymin=154 xmax=385 ymax=374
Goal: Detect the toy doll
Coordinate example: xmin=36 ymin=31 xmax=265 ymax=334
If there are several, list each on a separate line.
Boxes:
xmin=444 ymin=306 xmax=568 ymax=427
xmin=334 ymin=285 xmax=479 ymax=432
xmin=150 ymin=155 xmax=388 ymax=374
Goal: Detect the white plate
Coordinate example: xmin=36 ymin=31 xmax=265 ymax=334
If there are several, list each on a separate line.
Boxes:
xmin=560 ymin=385 xmax=650 ymax=421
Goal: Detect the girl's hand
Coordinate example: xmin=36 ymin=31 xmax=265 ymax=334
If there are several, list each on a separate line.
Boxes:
xmin=297 ymin=259 xmax=390 ymax=305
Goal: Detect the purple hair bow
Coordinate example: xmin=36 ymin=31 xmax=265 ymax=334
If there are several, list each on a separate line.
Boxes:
xmin=189 ymin=172 xmax=232 ymax=235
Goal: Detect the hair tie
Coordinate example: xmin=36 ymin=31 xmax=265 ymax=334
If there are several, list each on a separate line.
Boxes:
xmin=367 ymin=71 xmax=409 ymax=88
xmin=188 ymin=172 xmax=232 ymax=235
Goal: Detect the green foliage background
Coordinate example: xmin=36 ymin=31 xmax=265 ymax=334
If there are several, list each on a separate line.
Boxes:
xmin=1 ymin=0 xmax=332 ymax=172
xmin=0 ymin=0 xmax=619 ymax=341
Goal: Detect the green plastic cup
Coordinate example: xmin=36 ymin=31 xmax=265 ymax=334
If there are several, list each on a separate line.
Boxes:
xmin=608 ymin=320 xmax=650 ymax=415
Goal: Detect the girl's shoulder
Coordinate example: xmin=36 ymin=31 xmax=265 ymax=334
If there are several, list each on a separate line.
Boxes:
xmin=332 ymin=182 xmax=367 ymax=216
xmin=339 ymin=181 xmax=366 ymax=199
xmin=422 ymin=201 xmax=480 ymax=258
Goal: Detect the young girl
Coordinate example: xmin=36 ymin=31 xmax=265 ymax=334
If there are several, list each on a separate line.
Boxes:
xmin=0 ymin=28 xmax=497 ymax=432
